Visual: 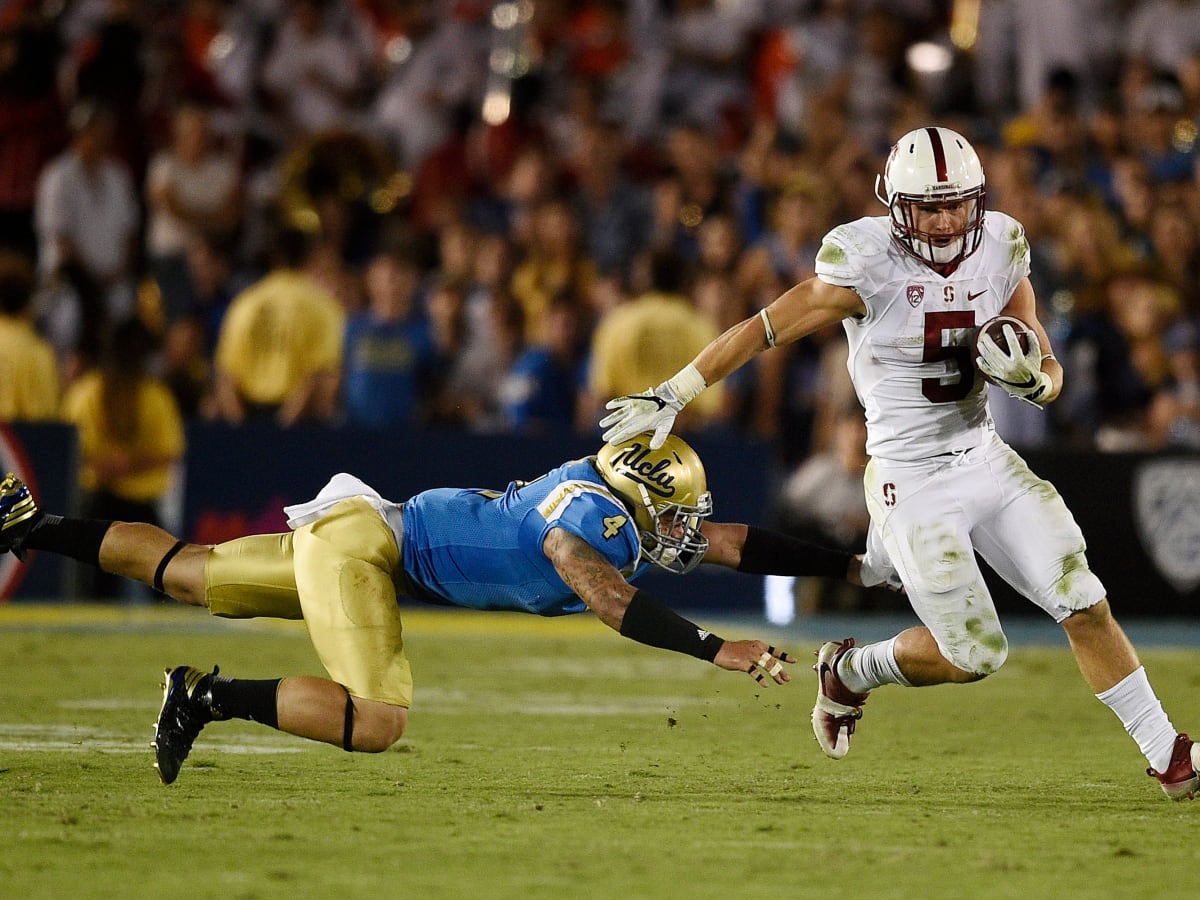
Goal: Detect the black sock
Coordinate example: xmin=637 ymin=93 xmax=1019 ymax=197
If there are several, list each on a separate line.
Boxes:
xmin=208 ymin=675 xmax=282 ymax=729
xmin=22 ymin=515 xmax=112 ymax=568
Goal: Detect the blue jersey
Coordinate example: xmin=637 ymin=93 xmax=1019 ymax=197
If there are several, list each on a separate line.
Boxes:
xmin=341 ymin=314 xmax=435 ymax=427
xmin=400 ymin=457 xmax=648 ymax=615
xmin=499 ymin=348 xmax=582 ymax=433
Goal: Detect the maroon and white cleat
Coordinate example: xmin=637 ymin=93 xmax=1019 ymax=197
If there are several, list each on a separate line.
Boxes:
xmin=811 ymin=638 xmax=869 ymax=760
xmin=1148 ymin=733 xmax=1200 ymax=801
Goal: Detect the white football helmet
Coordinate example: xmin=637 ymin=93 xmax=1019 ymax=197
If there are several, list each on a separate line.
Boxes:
xmin=595 ymin=433 xmax=712 ymax=574
xmin=875 ymin=126 xmax=986 ymax=271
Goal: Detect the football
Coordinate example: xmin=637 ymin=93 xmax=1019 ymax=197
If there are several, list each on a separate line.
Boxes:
xmin=973 ymin=315 xmax=1034 ymax=386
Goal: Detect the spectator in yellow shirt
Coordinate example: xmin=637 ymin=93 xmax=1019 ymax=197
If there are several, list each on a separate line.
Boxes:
xmin=0 ymin=250 xmax=59 ymax=421
xmin=584 ymin=248 xmax=723 ymax=433
xmin=213 ymin=227 xmax=345 ymax=427
xmin=62 ymin=317 xmax=185 ymax=599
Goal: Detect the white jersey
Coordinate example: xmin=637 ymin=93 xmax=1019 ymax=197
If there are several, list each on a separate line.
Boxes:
xmin=815 ymin=211 xmax=1030 ymax=461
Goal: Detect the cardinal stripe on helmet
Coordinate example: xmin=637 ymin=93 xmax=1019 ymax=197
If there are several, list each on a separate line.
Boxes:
xmin=925 ymin=126 xmax=948 ymax=182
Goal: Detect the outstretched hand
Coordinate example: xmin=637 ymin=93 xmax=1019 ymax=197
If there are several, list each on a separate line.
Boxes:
xmin=850 ymin=553 xmax=905 ymax=593
xmin=599 ymin=382 xmax=683 ymax=448
xmin=715 ymin=640 xmax=796 ymax=685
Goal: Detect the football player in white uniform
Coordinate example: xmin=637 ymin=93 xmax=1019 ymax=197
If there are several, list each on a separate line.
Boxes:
xmin=601 ymin=126 xmax=1200 ymax=799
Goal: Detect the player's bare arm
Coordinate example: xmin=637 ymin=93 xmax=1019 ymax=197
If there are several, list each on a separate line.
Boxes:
xmin=700 ymin=520 xmax=871 ymax=586
xmin=602 ymin=275 xmax=865 ymax=447
xmin=542 ymin=527 xmax=794 ymax=684
xmin=997 ymin=277 xmax=1063 ymax=403
xmin=543 ymin=526 xmax=633 ymax=631
xmin=698 ymin=521 xmax=749 ymax=568
xmin=756 ymin=276 xmax=866 ymax=352
xmin=693 ymin=276 xmax=864 ymax=385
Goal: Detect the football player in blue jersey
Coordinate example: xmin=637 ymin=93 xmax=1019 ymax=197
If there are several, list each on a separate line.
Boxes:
xmin=0 ymin=434 xmax=884 ymax=784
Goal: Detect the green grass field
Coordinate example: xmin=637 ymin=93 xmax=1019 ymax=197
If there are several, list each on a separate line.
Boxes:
xmin=2 ymin=604 xmax=1199 ymax=899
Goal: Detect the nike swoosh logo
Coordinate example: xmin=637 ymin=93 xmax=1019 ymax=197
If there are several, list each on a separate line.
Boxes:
xmin=996 ymin=375 xmax=1038 ymax=389
xmin=630 ymin=393 xmax=668 ymax=411
xmin=967 ymin=289 xmax=987 ymax=301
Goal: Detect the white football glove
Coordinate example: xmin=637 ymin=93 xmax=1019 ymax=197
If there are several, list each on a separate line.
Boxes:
xmin=976 ymin=324 xmax=1052 ymax=406
xmin=600 ymin=364 xmax=708 ymax=448
xmin=600 ymin=381 xmax=684 ymax=449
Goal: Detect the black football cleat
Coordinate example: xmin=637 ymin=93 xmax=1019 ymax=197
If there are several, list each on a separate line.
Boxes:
xmin=0 ymin=473 xmax=41 ymax=561
xmin=152 ymin=665 xmax=220 ymax=785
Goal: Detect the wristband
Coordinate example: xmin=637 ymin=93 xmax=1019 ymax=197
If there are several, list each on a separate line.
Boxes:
xmin=619 ymin=589 xmax=724 ymax=662
xmin=665 ymin=363 xmax=707 ymax=406
xmin=736 ymin=526 xmax=852 ymax=578
xmin=759 ymin=308 xmax=777 ymax=348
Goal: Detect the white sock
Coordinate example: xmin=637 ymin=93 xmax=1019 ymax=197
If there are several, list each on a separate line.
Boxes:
xmin=1095 ymin=666 xmax=1177 ymax=773
xmin=836 ymin=637 xmax=911 ymax=694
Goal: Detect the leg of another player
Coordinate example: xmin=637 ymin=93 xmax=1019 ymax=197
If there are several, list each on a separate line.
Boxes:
xmin=1063 ymin=598 xmax=1183 ymax=778
xmin=1059 ymin=599 xmax=1139 ymax=691
xmin=98 ymin=522 xmax=209 ymax=607
xmin=891 ymin=626 xmax=986 ymax=685
xmin=275 ymin=676 xmax=408 ymax=752
xmin=23 ymin=516 xmax=209 ymax=606
xmin=836 ymin=625 xmax=984 ymax=696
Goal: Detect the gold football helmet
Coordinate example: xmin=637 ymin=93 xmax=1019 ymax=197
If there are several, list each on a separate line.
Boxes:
xmin=595 ymin=433 xmax=712 ymax=574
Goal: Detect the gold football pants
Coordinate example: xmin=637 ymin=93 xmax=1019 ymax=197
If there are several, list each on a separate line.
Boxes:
xmin=204 ymin=497 xmax=413 ymax=707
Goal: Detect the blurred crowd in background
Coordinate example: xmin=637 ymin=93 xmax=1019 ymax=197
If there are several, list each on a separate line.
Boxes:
xmin=0 ymin=0 xmax=1198 ymax=600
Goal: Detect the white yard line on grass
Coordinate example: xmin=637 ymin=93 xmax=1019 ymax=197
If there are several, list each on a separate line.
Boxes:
xmin=0 ymin=723 xmax=307 ymax=753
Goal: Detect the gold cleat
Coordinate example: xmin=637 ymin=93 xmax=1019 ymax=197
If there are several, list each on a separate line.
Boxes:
xmin=152 ymin=665 xmax=219 ymax=785
xmin=0 ymin=473 xmax=40 ymax=561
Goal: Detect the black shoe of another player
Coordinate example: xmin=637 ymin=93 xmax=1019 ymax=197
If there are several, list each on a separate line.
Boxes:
xmin=152 ymin=665 xmax=220 ymax=785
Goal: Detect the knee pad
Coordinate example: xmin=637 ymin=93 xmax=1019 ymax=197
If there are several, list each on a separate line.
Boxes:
xmin=956 ymin=621 xmax=1008 ymax=676
xmin=912 ymin=575 xmax=1008 ymax=676
xmin=936 ymin=614 xmax=1009 ymax=677
xmin=1044 ymin=552 xmax=1107 ymax=621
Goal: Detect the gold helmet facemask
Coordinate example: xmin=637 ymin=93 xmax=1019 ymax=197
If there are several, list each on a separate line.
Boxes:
xmin=595 ymin=433 xmax=713 ymax=574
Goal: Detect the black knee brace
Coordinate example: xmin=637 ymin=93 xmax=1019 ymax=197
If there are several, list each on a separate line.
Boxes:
xmin=153 ymin=540 xmax=187 ymax=593
xmin=342 ymin=687 xmax=355 ymax=752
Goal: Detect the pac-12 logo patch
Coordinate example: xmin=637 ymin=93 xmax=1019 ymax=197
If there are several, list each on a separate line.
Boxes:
xmin=1133 ymin=459 xmax=1200 ymax=593
xmin=906 ymin=285 xmax=924 ymax=307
